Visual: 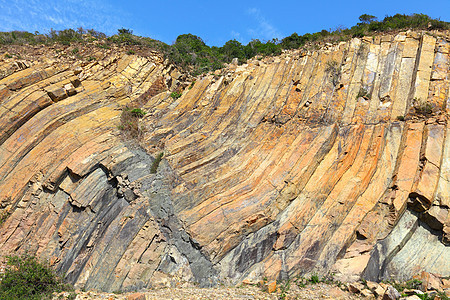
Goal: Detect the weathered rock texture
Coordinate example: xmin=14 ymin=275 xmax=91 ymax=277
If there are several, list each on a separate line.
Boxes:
xmin=0 ymin=31 xmax=449 ymax=291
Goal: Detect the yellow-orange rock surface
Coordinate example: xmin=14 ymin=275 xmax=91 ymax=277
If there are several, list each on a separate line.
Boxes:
xmin=0 ymin=32 xmax=449 ymax=291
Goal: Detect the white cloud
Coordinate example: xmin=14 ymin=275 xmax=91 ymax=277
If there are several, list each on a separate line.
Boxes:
xmin=246 ymin=8 xmax=282 ymax=41
xmin=0 ymin=0 xmax=129 ymax=35
xmin=230 ymin=30 xmax=243 ymax=43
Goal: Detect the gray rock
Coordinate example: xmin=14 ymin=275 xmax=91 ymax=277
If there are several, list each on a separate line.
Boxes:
xmin=363 ymin=209 xmax=450 ymax=282
xmin=383 ymin=285 xmax=401 ymax=300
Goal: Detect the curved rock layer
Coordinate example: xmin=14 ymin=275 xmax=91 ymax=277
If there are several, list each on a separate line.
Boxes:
xmin=0 ymin=31 xmax=449 ymax=291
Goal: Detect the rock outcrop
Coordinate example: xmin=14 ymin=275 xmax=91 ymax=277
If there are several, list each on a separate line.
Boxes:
xmin=0 ymin=31 xmax=449 ymax=291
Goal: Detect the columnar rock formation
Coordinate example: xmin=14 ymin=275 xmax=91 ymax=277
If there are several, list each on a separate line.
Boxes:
xmin=0 ymin=31 xmax=449 ymax=291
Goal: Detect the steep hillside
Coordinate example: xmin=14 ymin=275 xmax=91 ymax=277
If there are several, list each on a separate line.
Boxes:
xmin=0 ymin=30 xmax=449 ymax=292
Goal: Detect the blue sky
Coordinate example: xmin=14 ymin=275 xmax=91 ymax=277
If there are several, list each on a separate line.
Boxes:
xmin=1 ymin=0 xmax=449 ymax=46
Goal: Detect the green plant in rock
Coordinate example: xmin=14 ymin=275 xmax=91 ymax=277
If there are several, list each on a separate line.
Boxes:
xmin=397 ymin=115 xmax=405 ymax=121
xmin=0 ymin=255 xmax=72 ymax=300
xmin=71 ymin=48 xmax=79 ymax=54
xmin=0 ymin=210 xmax=10 ymax=225
xmin=404 ymin=278 xmax=422 ymax=290
xmin=386 ymin=278 xmax=423 ymax=295
xmin=319 ymin=272 xmax=338 ymax=285
xmin=170 ymin=91 xmax=182 ymax=99
xmin=127 ymin=49 xmax=135 ymax=55
xmin=129 ymin=108 xmax=146 ymax=118
xmin=437 ymin=291 xmax=450 ymax=300
xmin=150 ymin=152 xmax=164 ymax=174
xmin=416 ymin=293 xmax=432 ymax=300
xmin=413 ymin=100 xmax=433 ymax=116
xmin=309 ymin=274 xmax=320 ymax=284
xmin=356 ymin=86 xmax=371 ymax=100
xmin=278 ymin=279 xmax=291 ymax=300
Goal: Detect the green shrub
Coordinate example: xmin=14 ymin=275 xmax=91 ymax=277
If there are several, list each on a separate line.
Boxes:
xmin=414 ymin=101 xmax=433 ymax=116
xmin=150 ymin=152 xmax=164 ymax=174
xmin=309 ymin=274 xmax=320 ymax=284
xmin=404 ymin=278 xmax=422 ymax=290
xmin=127 ymin=50 xmax=135 ymax=55
xmin=129 ymin=108 xmax=146 ymax=118
xmin=71 ymin=48 xmax=79 ymax=54
xmin=396 ymin=115 xmax=405 ymax=121
xmin=0 ymin=255 xmax=72 ymax=300
xmin=170 ymin=91 xmax=182 ymax=99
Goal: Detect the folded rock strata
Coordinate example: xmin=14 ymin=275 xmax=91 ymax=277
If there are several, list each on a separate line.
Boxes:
xmin=0 ymin=31 xmax=449 ymax=291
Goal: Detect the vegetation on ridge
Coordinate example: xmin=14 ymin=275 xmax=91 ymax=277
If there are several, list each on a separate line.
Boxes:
xmin=1 ymin=13 xmax=448 ymax=76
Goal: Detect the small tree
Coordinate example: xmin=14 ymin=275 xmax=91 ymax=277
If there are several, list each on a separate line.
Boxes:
xmin=221 ymin=39 xmax=245 ymax=62
xmin=359 ymin=14 xmax=377 ymax=24
xmin=118 ymin=28 xmax=133 ymax=35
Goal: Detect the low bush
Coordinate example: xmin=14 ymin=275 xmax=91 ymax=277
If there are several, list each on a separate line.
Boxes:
xmin=0 ymin=255 xmax=73 ymax=300
xmin=413 ymin=101 xmax=433 ymax=116
xmin=129 ymin=108 xmax=146 ymax=118
xmin=170 ymin=91 xmax=182 ymax=99
xmin=275 ymin=273 xmax=343 ymax=299
xmin=119 ymin=106 xmax=147 ymax=140
xmin=309 ymin=274 xmax=320 ymax=284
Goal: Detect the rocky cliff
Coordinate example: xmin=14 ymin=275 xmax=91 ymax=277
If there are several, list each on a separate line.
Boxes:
xmin=0 ymin=31 xmax=449 ymax=292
